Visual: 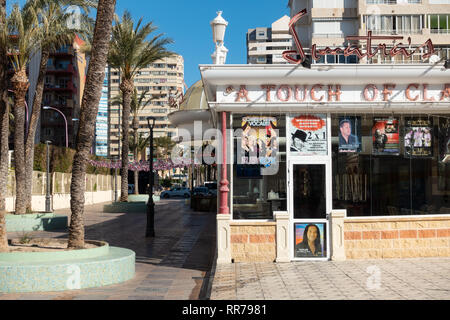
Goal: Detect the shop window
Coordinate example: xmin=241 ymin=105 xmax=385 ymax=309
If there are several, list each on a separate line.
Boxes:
xmin=332 ymin=115 xmax=450 ymax=217
xmin=232 ymin=115 xmax=287 ymax=220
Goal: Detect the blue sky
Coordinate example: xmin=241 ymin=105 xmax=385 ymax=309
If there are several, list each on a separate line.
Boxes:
xmin=115 ymin=0 xmax=290 ymax=87
xmin=8 ymin=0 xmax=290 ymax=88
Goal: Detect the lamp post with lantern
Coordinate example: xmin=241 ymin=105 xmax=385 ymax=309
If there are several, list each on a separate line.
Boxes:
xmin=211 ymin=11 xmax=230 ymax=215
xmin=210 ymin=11 xmax=229 ymax=65
xmin=146 ymin=116 xmax=156 ymax=237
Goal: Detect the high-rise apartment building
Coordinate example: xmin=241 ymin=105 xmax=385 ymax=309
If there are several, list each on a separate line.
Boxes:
xmin=247 ymin=16 xmax=293 ymax=64
xmin=108 ymin=54 xmax=184 ymax=158
xmin=288 ymin=0 xmax=450 ymax=64
xmin=38 ymin=35 xmax=86 ymax=148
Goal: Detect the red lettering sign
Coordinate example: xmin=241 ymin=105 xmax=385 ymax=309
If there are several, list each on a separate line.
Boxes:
xmin=283 ymin=9 xmax=435 ymax=64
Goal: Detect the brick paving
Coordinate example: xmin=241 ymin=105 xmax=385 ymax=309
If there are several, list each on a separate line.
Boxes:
xmin=2 ymin=199 xmax=450 ymax=300
xmin=1 ymin=199 xmax=216 ymax=300
xmin=210 ymin=258 xmax=450 ymax=300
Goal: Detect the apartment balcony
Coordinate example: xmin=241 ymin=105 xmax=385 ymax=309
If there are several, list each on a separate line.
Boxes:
xmin=50 ymin=47 xmax=74 ymax=57
xmin=44 ymin=81 xmax=77 ymax=94
xmin=42 ymin=99 xmax=74 ymax=109
xmin=46 ymin=64 xmax=75 ymax=75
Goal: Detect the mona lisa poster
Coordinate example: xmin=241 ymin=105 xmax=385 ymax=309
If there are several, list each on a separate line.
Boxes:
xmin=294 ymin=223 xmax=327 ymax=258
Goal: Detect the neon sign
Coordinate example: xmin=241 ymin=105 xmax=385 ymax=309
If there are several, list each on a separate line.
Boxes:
xmin=282 ymin=9 xmax=435 ymax=64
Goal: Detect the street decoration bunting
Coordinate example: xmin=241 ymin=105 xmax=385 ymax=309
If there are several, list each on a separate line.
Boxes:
xmin=87 ymin=159 xmax=196 ymax=172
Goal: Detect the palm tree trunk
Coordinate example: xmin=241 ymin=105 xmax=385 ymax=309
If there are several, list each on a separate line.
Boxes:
xmin=11 ymin=69 xmax=30 ymax=215
xmin=24 ymin=50 xmax=50 ymax=213
xmin=133 ymin=128 xmax=139 ymax=195
xmin=68 ymin=0 xmax=116 ymax=249
xmin=119 ymin=79 xmax=132 ymax=202
xmin=0 ymin=0 xmax=9 ymax=252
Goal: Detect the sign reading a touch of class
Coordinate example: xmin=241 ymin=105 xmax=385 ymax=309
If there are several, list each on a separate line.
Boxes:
xmin=289 ymin=114 xmax=327 ymax=156
xmin=218 ymin=84 xmax=450 ymax=104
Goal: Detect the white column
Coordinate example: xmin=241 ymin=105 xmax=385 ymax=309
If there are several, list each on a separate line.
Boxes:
xmin=275 ymin=212 xmax=290 ymax=263
xmin=331 ymin=210 xmax=347 ymax=261
xmin=216 ymin=214 xmax=232 ymax=264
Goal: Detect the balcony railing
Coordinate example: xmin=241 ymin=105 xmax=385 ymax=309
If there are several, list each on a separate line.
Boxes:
xmin=366 ymin=0 xmax=421 ymax=4
xmin=312 ymin=33 xmax=344 ymax=38
xmin=367 ymin=29 xmax=422 ymax=35
xmin=431 ymin=29 xmax=450 ymax=34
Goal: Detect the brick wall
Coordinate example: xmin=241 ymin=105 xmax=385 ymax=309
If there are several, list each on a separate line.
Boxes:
xmin=230 ymin=222 xmax=276 ymax=262
xmin=344 ymin=216 xmax=450 ymax=259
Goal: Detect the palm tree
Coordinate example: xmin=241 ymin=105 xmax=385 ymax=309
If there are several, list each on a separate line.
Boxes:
xmin=0 ymin=0 xmax=9 ymax=251
xmin=7 ymin=3 xmax=41 ymax=215
xmin=115 ymin=88 xmax=152 ymax=194
xmin=23 ymin=0 xmax=94 ymax=213
xmin=68 ymin=0 xmax=116 ymax=249
xmin=129 ymin=132 xmax=150 ymax=193
xmin=108 ymin=11 xmax=173 ymax=202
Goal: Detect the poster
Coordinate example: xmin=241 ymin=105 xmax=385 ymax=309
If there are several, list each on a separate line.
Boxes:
xmin=372 ymin=118 xmax=400 ymax=155
xmin=241 ymin=116 xmax=278 ymax=168
xmin=294 ymin=223 xmax=327 ymax=258
xmin=404 ymin=118 xmax=433 ymax=158
xmin=289 ymin=114 xmax=327 ymax=156
xmin=338 ymin=117 xmax=362 ymax=153
xmin=438 ymin=118 xmax=450 ymax=163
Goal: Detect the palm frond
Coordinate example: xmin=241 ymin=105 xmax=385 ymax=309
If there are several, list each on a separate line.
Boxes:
xmin=108 ymin=10 xmax=174 ymax=82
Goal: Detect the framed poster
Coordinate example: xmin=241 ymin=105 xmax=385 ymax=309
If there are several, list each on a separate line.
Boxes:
xmin=289 ymin=114 xmax=327 ymax=156
xmin=372 ymin=118 xmax=400 ymax=155
xmin=294 ymin=222 xmax=327 ymax=259
xmin=404 ymin=118 xmax=433 ymax=158
xmin=338 ymin=117 xmax=362 ymax=153
xmin=438 ymin=118 xmax=450 ymax=163
xmin=241 ymin=116 xmax=278 ymax=167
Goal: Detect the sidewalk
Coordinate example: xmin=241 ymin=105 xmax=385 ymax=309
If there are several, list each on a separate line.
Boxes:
xmin=210 ymin=258 xmax=450 ymax=300
xmin=2 ymin=199 xmax=450 ymax=300
xmin=1 ymin=199 xmax=216 ymax=300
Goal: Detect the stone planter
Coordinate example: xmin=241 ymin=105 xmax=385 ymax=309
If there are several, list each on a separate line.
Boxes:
xmin=6 ymin=213 xmax=68 ymax=232
xmin=0 ymin=239 xmax=135 ymax=293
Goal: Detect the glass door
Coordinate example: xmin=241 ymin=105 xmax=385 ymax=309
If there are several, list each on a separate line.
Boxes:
xmin=289 ymin=160 xmax=331 ymax=261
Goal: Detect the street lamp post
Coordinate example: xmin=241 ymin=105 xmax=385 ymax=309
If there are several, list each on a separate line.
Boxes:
xmin=113 ymin=155 xmax=118 ymax=202
xmin=43 ymin=106 xmax=68 ymax=148
xmin=146 ymin=117 xmax=156 ymax=238
xmin=45 ymin=141 xmax=52 ymax=213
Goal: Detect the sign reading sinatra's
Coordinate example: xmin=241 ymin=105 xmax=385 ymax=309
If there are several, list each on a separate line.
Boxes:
xmin=282 ymin=9 xmax=435 ymax=64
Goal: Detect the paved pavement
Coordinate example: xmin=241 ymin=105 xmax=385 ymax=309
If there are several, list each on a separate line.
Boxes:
xmin=1 ymin=199 xmax=216 ymax=300
xmin=210 ymin=258 xmax=450 ymax=300
xmin=2 ymin=199 xmax=450 ymax=300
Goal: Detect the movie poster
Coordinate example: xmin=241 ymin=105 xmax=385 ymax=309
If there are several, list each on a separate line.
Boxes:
xmin=241 ymin=116 xmax=278 ymax=168
xmin=289 ymin=114 xmax=327 ymax=156
xmin=338 ymin=117 xmax=362 ymax=153
xmin=294 ymin=223 xmax=327 ymax=259
xmin=372 ymin=118 xmax=400 ymax=155
xmin=404 ymin=118 xmax=433 ymax=158
xmin=438 ymin=118 xmax=450 ymax=163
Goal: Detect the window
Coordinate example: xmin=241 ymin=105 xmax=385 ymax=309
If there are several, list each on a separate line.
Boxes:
xmin=332 ymin=115 xmax=450 ymax=217
xmin=232 ymin=115 xmax=287 ymax=220
xmin=429 ymin=14 xmax=449 ymax=34
xmin=366 ymin=15 xmax=423 ymax=34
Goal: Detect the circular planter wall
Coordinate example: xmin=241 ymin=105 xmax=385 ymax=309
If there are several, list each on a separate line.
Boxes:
xmin=6 ymin=213 xmax=68 ymax=232
xmin=0 ymin=240 xmax=135 ymax=293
